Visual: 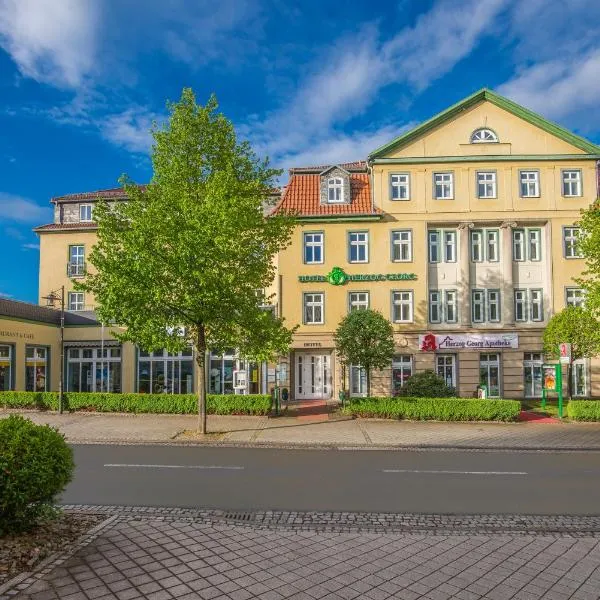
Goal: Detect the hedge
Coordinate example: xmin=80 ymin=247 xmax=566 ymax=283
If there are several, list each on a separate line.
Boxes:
xmin=343 ymin=397 xmax=521 ymax=422
xmin=0 ymin=392 xmax=272 ymax=415
xmin=567 ymin=400 xmax=600 ymax=421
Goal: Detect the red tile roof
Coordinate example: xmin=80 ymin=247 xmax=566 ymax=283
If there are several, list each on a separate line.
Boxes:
xmin=34 ymin=222 xmax=98 ymax=232
xmin=272 ymin=168 xmax=379 ymax=218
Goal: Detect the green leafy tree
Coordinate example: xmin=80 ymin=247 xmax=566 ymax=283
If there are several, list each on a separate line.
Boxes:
xmin=78 ymin=88 xmax=296 ymax=433
xmin=577 ymin=200 xmax=600 ymax=313
xmin=334 ymin=309 xmax=395 ymax=397
xmin=543 ymin=306 xmax=600 ymax=399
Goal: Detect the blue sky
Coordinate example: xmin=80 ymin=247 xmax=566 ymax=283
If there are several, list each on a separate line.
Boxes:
xmin=1 ymin=0 xmax=600 ymax=302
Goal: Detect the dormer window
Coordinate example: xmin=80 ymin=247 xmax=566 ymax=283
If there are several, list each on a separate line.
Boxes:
xmin=470 ymin=128 xmax=498 ymax=143
xmin=327 ymin=178 xmax=343 ymax=203
xmin=80 ymin=204 xmax=93 ymax=222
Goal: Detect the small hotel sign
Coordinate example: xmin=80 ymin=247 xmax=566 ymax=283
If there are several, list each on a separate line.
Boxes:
xmin=0 ymin=330 xmax=34 ymax=340
xmin=298 ymin=267 xmax=417 ymax=285
xmin=419 ymin=333 xmax=519 ymax=351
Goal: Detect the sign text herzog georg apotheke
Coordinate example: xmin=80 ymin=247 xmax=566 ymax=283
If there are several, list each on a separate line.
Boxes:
xmin=298 ymin=267 xmax=417 ymax=285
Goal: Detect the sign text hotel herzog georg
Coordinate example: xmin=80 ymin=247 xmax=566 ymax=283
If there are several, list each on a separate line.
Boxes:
xmin=298 ymin=266 xmax=417 ymax=285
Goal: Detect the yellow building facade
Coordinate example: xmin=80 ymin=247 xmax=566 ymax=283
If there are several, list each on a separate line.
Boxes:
xmin=1 ymin=88 xmax=598 ymax=401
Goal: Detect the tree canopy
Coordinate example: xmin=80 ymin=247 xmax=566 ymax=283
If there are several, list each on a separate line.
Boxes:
xmin=334 ymin=309 xmax=395 ymax=396
xmin=543 ymin=306 xmax=600 ymax=361
xmin=78 ymin=88 xmax=296 ymax=432
xmin=577 ymin=201 xmax=600 ymax=314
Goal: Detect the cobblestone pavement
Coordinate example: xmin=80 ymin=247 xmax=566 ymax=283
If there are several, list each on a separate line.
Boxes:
xmin=3 ymin=410 xmax=600 ymax=450
xmin=6 ymin=509 xmax=600 ymax=600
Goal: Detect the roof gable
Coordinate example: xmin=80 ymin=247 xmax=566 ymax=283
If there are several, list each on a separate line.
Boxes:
xmin=369 ymin=88 xmax=600 ymax=159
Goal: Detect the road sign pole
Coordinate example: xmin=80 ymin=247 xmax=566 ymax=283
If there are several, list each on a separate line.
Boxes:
xmin=557 ymin=365 xmax=563 ymax=419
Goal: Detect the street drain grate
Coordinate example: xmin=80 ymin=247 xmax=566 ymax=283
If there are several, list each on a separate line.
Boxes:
xmin=224 ymin=512 xmax=254 ymax=522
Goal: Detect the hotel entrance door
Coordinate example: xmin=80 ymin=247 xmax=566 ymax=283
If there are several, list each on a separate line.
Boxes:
xmin=295 ymin=353 xmax=332 ymax=400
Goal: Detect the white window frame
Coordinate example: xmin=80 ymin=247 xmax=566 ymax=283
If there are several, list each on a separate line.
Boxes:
xmin=428 ymin=230 xmax=441 ymax=263
xmin=563 ymin=227 xmax=582 ymax=259
xmin=520 ymin=170 xmax=540 ymax=198
xmin=514 ymin=289 xmax=527 ymax=322
xmin=67 ymin=292 xmax=85 ymax=311
xmin=479 ymin=353 xmax=501 ymax=398
xmin=436 ymin=354 xmax=456 ymax=389
xmin=471 ymin=128 xmax=498 ymax=143
xmin=477 ymin=171 xmax=497 ymax=198
xmin=391 ymin=230 xmax=412 ymax=262
xmin=566 ymin=287 xmax=585 ymax=308
xmin=79 ymin=204 xmax=93 ymax=222
xmin=327 ymin=177 xmax=344 ymax=203
xmin=348 ymin=231 xmax=369 ymax=264
xmin=392 ymin=355 xmax=413 ymax=396
xmin=348 ymin=292 xmax=369 ymax=312
xmin=429 ymin=290 xmax=442 ymax=324
xmin=444 ymin=231 xmax=457 ymax=263
xmin=471 ymin=289 xmax=485 ymax=323
xmin=524 ymin=352 xmax=543 ymax=398
xmin=303 ymin=232 xmax=324 ymax=264
xmin=392 ymin=290 xmax=413 ymax=323
xmin=445 ymin=290 xmax=458 ymax=324
xmin=390 ymin=173 xmax=410 ymax=201
xmin=303 ymin=292 xmax=324 ymax=325
xmin=530 ymin=289 xmax=543 ymax=322
xmin=487 ymin=290 xmax=501 ymax=323
xmin=470 ymin=230 xmax=483 ymax=262
xmin=572 ymin=360 xmax=588 ymax=397
xmin=562 ymin=170 xmax=582 ymax=197
xmin=434 ymin=172 xmax=454 ymax=200
xmin=512 ymin=229 xmax=525 ymax=261
xmin=513 ymin=228 xmax=541 ymax=262
xmin=528 ymin=229 xmax=541 ymax=262
xmin=486 ymin=230 xmax=499 ymax=262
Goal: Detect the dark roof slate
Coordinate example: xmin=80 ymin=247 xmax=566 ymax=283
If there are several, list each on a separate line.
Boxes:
xmin=0 ymin=298 xmax=99 ymax=326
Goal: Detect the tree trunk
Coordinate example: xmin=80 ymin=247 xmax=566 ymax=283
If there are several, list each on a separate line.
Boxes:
xmin=195 ymin=326 xmax=207 ymax=434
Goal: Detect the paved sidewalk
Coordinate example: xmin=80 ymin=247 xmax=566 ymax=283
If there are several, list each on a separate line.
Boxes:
xmin=2 ymin=409 xmax=600 ymax=450
xmin=6 ymin=509 xmax=600 ymax=600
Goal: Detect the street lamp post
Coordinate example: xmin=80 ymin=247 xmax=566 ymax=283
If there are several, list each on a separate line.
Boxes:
xmin=42 ymin=286 xmax=65 ymax=414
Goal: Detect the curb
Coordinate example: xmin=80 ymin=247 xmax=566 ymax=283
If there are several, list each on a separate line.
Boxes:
xmin=65 ymin=438 xmax=600 ymax=452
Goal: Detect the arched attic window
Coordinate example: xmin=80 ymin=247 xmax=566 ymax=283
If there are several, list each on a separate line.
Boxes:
xmin=470 ymin=128 xmax=498 ymax=143
xmin=327 ymin=177 xmax=344 ymax=202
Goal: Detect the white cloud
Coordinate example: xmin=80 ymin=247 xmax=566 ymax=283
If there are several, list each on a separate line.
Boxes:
xmin=498 ymin=50 xmax=600 ymax=122
xmin=22 ymin=243 xmax=40 ymax=251
xmin=100 ymin=107 xmax=160 ymax=154
xmin=247 ymin=0 xmax=507 ymax=168
xmin=0 ymin=292 xmax=13 ymax=298
xmin=0 ymin=193 xmax=51 ymax=223
xmin=0 ymin=0 xmax=99 ymax=88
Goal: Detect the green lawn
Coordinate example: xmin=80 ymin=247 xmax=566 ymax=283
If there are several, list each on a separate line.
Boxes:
xmin=521 ymin=399 xmax=568 ymax=418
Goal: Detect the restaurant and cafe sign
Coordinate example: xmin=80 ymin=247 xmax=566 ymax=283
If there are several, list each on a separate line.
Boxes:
xmin=298 ymin=267 xmax=417 ymax=285
xmin=419 ymin=333 xmax=519 ymax=351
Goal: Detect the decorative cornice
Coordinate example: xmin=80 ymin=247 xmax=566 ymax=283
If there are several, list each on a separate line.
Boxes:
xmin=370 ymin=154 xmax=600 ymax=165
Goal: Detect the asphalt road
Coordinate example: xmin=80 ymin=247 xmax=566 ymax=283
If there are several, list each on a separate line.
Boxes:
xmin=62 ymin=444 xmax=600 ymax=515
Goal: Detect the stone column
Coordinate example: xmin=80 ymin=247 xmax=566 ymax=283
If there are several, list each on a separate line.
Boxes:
xmin=458 ymin=222 xmax=474 ymax=327
xmin=501 ymin=222 xmax=516 ymax=326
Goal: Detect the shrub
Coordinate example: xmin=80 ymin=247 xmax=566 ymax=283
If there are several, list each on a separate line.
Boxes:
xmin=567 ymin=400 xmax=600 ymax=421
xmin=0 ymin=415 xmax=74 ymax=535
xmin=344 ymin=397 xmax=520 ymax=421
xmin=0 ymin=392 xmax=271 ymax=415
xmin=396 ymin=370 xmax=456 ymax=398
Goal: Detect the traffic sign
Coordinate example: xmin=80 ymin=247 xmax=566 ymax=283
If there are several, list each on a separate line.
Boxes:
xmin=559 ymin=343 xmax=572 ymax=365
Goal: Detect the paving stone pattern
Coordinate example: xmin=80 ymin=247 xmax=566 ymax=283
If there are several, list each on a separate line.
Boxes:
xmin=10 ymin=515 xmax=600 ymax=600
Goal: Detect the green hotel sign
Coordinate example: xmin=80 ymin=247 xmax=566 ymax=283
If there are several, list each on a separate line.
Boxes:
xmin=298 ymin=266 xmax=417 ymax=285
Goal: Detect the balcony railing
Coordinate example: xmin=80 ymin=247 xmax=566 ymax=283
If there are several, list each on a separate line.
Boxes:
xmin=67 ymin=262 xmax=86 ymax=277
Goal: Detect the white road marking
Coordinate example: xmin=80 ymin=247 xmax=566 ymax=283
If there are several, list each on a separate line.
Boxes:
xmin=104 ymin=464 xmax=244 ymax=470
xmin=382 ymin=469 xmax=527 ymax=475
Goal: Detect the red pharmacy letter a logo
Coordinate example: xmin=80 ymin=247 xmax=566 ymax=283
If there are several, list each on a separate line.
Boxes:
xmin=421 ymin=333 xmax=437 ymax=351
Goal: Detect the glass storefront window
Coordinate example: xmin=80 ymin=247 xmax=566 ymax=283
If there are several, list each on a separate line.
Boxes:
xmin=524 ymin=352 xmax=543 ymax=398
xmin=436 ymin=354 xmax=456 ymax=389
xmin=67 ymin=346 xmax=122 ymax=393
xmin=0 ymin=345 xmax=12 ymax=391
xmin=209 ymin=350 xmax=236 ymax=394
xmin=480 ymin=353 xmax=500 ymax=398
xmin=26 ymin=346 xmax=48 ymax=392
xmin=392 ymin=355 xmax=413 ymax=396
xmin=573 ymin=360 xmax=588 ymax=397
xmin=137 ymin=349 xmax=194 ymax=394
xmin=350 ymin=364 xmax=367 ymax=397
